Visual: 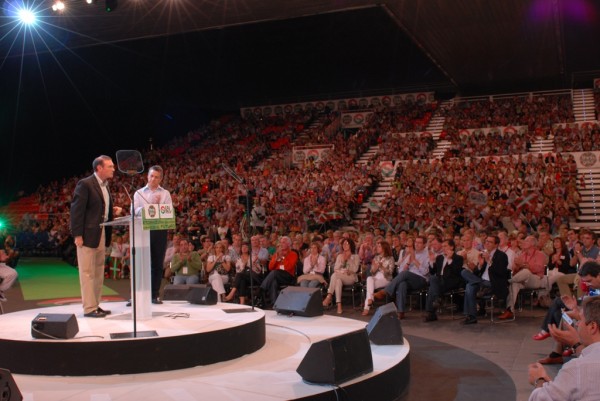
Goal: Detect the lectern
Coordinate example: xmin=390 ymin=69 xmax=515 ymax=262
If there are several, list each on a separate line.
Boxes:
xmin=104 ymin=215 xmax=152 ymax=320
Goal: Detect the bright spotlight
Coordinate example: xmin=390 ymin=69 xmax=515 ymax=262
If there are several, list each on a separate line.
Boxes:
xmin=17 ymin=8 xmax=36 ymax=25
xmin=52 ymin=1 xmax=65 ymax=12
xmin=86 ymin=0 xmax=95 ymax=4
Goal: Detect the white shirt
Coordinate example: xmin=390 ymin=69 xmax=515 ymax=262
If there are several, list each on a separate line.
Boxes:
xmin=133 ymin=185 xmax=173 ymax=215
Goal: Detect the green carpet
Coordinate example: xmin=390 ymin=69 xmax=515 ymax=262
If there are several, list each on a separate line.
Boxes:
xmin=17 ymin=257 xmax=118 ymax=301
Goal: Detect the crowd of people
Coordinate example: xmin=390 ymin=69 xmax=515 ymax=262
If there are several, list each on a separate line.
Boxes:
xmin=3 ymin=90 xmax=600 ymax=400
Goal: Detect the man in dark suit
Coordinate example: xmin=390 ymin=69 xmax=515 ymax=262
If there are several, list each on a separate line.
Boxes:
xmin=461 ymin=235 xmax=510 ymax=325
xmin=423 ymin=239 xmax=465 ymax=322
xmin=70 ymin=155 xmax=122 ymax=318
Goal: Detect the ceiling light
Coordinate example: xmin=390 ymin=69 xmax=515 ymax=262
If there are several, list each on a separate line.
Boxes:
xmin=52 ymin=1 xmax=65 ymax=12
xmin=17 ymin=8 xmax=36 ymax=25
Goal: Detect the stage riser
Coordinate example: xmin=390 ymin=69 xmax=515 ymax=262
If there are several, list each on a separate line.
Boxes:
xmin=1 ymin=317 xmax=265 ymax=376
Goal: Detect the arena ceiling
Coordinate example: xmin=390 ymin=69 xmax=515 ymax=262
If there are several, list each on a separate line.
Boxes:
xmin=3 ymin=0 xmax=600 ymax=99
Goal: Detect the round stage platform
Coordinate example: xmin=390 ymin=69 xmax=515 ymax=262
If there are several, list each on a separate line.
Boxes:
xmin=0 ymin=302 xmax=410 ymax=401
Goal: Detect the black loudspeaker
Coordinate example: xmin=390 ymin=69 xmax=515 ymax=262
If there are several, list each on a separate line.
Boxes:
xmin=296 ymin=328 xmax=373 ymax=385
xmin=366 ymin=302 xmax=404 ymax=345
xmin=31 ymin=313 xmax=79 ymax=340
xmin=274 ymin=286 xmax=323 ymax=317
xmin=163 ymin=284 xmax=192 ymax=301
xmin=0 ymin=369 xmax=22 ymax=401
xmin=187 ymin=285 xmax=218 ymax=305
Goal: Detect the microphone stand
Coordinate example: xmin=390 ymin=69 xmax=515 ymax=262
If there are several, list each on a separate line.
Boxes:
xmin=122 ymin=180 xmax=138 ymax=337
xmin=222 ymin=163 xmax=256 ymax=311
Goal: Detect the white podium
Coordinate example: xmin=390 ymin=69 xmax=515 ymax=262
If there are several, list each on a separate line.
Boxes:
xmin=105 ymin=216 xmax=152 ymax=320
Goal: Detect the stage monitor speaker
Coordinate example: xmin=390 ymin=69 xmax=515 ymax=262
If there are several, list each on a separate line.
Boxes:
xmin=296 ymin=328 xmax=373 ymax=385
xmin=163 ymin=284 xmax=191 ymax=301
xmin=0 ymin=369 xmax=22 ymax=401
xmin=187 ymin=285 xmax=218 ymax=305
xmin=274 ymin=286 xmax=323 ymax=317
xmin=31 ymin=313 xmax=79 ymax=340
xmin=366 ymin=302 xmax=404 ymax=345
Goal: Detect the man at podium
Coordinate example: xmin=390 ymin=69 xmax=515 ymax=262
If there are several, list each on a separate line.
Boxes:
xmin=133 ymin=165 xmax=173 ymax=304
xmin=71 ymin=155 xmax=123 ymax=317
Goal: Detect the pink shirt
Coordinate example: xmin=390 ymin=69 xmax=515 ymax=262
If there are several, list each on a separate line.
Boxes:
xmin=515 ymin=249 xmax=547 ymax=277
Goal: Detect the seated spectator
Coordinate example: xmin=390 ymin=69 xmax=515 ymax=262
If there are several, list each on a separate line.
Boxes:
xmin=557 ymin=230 xmax=599 ymax=298
xmin=109 ymin=235 xmax=128 ymax=279
xmin=498 ymin=235 xmax=548 ymax=320
xmin=169 ymin=238 xmax=202 ymax=285
xmin=374 ymin=235 xmax=430 ymax=319
xmin=163 ymin=234 xmax=181 ymax=270
xmin=297 ymin=241 xmax=327 ymax=288
xmin=423 ymin=239 xmax=464 ymax=322
xmin=545 ymin=237 xmax=575 ymax=294
xmin=363 ymin=240 xmax=395 ymax=316
xmin=206 ymin=241 xmax=232 ymax=301
xmin=260 ymin=236 xmax=298 ymax=307
xmin=323 ymin=238 xmax=360 ymax=314
xmin=461 ymin=235 xmax=510 ymax=324
xmin=0 ymin=250 xmax=18 ymax=302
xmin=527 ymin=272 xmax=600 ymax=400
xmin=225 ymin=241 xmax=265 ymax=304
xmin=3 ymin=235 xmax=19 ymax=268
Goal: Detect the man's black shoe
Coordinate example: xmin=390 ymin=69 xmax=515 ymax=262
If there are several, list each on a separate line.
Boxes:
xmin=126 ymin=300 xmax=132 ymax=307
xmin=84 ymin=309 xmax=107 ymax=318
xmin=97 ymin=307 xmax=111 ymax=315
xmin=151 ymin=298 xmax=163 ymax=304
xmin=461 ymin=315 xmax=478 ymax=325
xmin=423 ymin=312 xmax=438 ymax=322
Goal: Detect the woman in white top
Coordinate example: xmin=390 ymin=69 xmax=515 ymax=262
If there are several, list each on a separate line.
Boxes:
xmin=363 ymin=240 xmax=395 ymax=315
xmin=298 ymin=242 xmax=327 ymax=288
xmin=206 ymin=241 xmax=231 ymax=301
xmin=322 ymin=238 xmax=360 ymax=314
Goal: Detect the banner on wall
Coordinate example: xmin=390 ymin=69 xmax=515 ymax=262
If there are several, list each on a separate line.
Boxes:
xmin=292 ymin=145 xmax=334 ymax=166
xmin=571 ymin=151 xmax=600 ymax=169
xmin=553 ymin=121 xmax=599 ymax=131
xmin=240 ymin=91 xmax=435 ymax=118
xmin=457 ymin=125 xmax=528 ymax=137
xmin=341 ymin=112 xmax=374 ymax=128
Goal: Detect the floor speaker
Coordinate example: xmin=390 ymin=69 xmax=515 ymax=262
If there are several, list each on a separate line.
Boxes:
xmin=31 ymin=313 xmax=79 ymax=339
xmin=274 ymin=286 xmax=323 ymax=317
xmin=163 ymin=284 xmax=191 ymax=301
xmin=187 ymin=285 xmax=218 ymax=305
xmin=0 ymin=368 xmax=22 ymax=401
xmin=366 ymin=302 xmax=404 ymax=345
xmin=296 ymin=328 xmax=373 ymax=385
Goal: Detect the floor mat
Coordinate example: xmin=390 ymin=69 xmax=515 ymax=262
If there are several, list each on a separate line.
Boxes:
xmin=16 ymin=257 xmax=118 ymax=301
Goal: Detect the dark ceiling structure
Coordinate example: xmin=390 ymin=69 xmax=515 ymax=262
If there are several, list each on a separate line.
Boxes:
xmin=3 ymin=0 xmax=600 ymax=98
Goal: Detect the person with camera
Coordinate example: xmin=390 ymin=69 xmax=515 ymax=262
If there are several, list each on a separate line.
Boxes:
xmin=528 ymin=292 xmax=600 ymax=400
xmin=534 ymin=261 xmax=600 ymax=365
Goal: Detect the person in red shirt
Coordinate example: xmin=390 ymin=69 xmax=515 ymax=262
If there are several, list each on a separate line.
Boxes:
xmin=260 ymin=236 xmax=298 ymax=307
xmin=498 ymin=235 xmax=548 ymax=319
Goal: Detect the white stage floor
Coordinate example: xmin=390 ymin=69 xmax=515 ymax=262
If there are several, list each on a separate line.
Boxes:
xmin=1 ymin=302 xmax=409 ymax=401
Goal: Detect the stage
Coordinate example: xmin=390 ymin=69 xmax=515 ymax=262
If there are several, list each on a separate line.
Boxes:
xmin=0 ymin=302 xmax=410 ymax=401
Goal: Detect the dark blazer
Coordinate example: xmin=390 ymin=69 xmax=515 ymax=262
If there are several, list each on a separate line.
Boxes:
xmin=70 ymin=174 xmax=113 ymax=248
xmin=478 ymin=249 xmax=510 ymax=302
xmin=429 ymin=253 xmax=464 ymax=290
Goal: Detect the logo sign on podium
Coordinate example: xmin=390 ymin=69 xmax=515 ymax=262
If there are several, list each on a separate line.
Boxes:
xmin=142 ymin=204 xmax=176 ymax=230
